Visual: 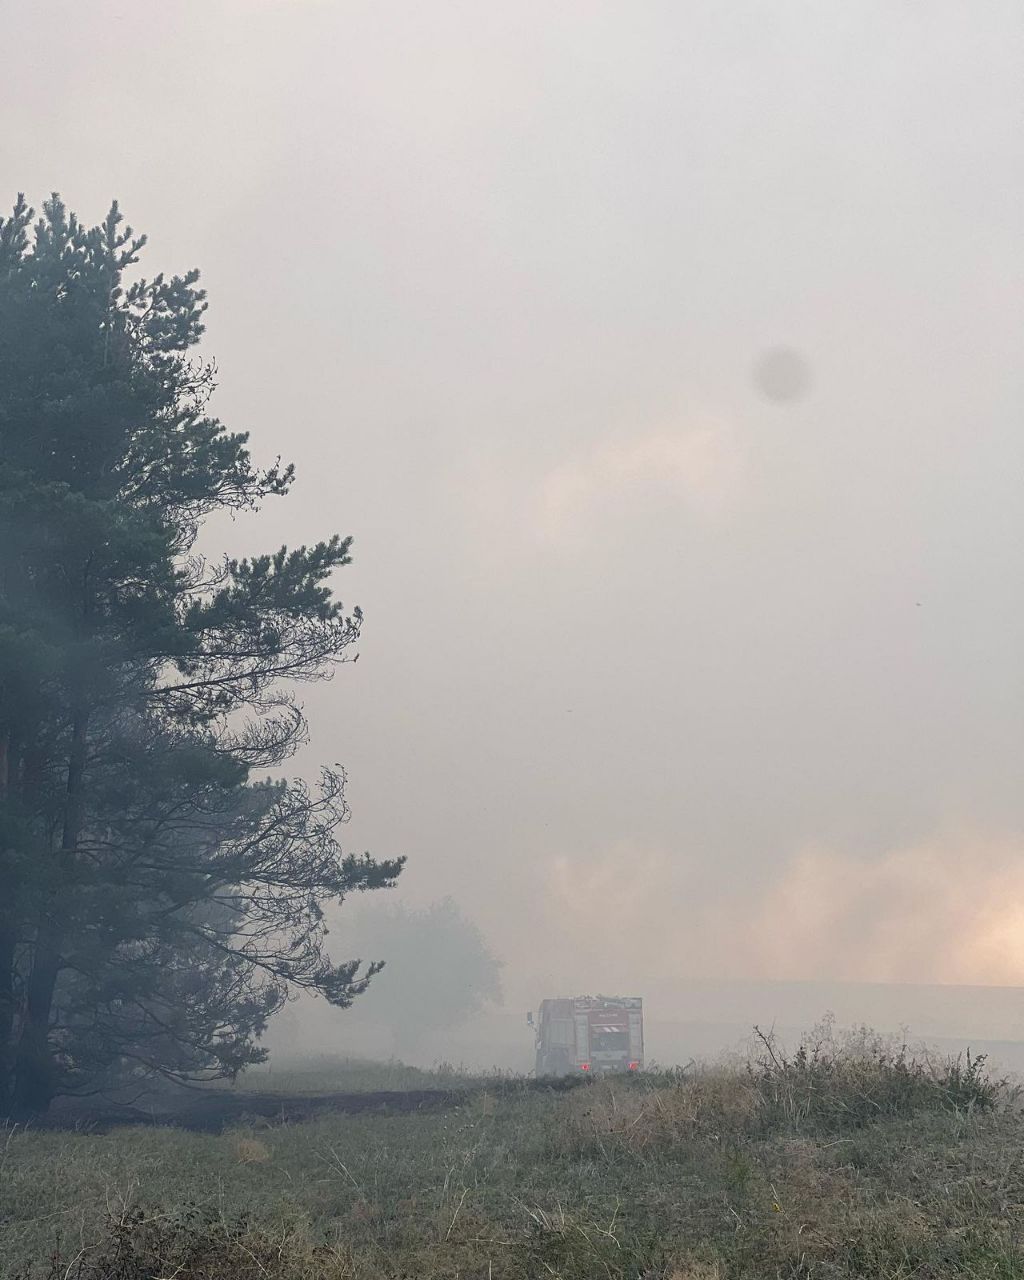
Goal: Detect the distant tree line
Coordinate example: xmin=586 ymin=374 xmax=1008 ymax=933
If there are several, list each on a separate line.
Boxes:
xmin=0 ymin=194 xmax=403 ymax=1114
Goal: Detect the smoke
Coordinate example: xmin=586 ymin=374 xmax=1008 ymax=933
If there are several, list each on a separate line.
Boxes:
xmin=535 ymin=424 xmax=744 ymax=550
xmin=542 ymin=832 xmax=1024 ymax=989
xmin=6 ymin=0 xmax=1022 ymax=1055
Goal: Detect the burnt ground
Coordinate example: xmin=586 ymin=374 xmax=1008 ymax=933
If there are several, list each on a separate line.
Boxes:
xmin=16 ymin=1075 xmax=587 ymax=1134
xmin=22 ymin=1088 xmax=465 ymax=1133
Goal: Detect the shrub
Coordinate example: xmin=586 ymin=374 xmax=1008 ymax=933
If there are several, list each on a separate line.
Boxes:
xmin=748 ymin=1017 xmax=1006 ymax=1133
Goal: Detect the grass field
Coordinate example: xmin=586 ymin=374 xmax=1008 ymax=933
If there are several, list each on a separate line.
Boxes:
xmin=2 ymin=1027 xmax=1022 ymax=1279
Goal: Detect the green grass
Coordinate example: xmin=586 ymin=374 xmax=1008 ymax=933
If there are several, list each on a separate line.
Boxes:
xmin=2 ymin=1033 xmax=1022 ymax=1278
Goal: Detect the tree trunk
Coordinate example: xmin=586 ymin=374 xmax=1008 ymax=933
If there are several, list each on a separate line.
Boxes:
xmin=11 ymin=920 xmax=60 ymax=1112
xmin=12 ymin=710 xmax=88 ymax=1113
xmin=0 ymin=921 xmax=14 ymax=1115
xmin=0 ymin=726 xmax=15 ymax=1113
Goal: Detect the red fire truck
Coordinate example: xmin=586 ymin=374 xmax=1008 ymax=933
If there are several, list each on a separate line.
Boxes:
xmin=529 ymin=995 xmax=644 ymax=1076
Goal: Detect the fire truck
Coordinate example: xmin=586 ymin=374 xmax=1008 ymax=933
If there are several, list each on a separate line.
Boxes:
xmin=529 ymin=995 xmax=644 ymax=1076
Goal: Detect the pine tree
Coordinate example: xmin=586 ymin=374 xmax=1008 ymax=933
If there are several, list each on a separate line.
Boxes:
xmin=0 ymin=195 xmax=402 ymax=1112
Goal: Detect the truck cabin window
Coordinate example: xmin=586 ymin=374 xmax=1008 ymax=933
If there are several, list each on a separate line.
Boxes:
xmin=592 ymin=1029 xmax=630 ymax=1052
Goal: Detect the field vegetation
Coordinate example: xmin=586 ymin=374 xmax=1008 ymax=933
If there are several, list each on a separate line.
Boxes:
xmin=2 ymin=1025 xmax=1021 ymax=1279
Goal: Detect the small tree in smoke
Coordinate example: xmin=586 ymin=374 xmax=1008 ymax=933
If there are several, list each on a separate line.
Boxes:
xmin=346 ymin=899 xmax=502 ymax=1057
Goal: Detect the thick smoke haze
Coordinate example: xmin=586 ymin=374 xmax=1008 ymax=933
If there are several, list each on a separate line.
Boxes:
xmin=4 ymin=2 xmax=1023 ymax=1054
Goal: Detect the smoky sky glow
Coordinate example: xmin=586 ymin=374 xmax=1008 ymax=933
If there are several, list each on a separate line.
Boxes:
xmin=4 ymin=0 xmax=1023 ymax=1037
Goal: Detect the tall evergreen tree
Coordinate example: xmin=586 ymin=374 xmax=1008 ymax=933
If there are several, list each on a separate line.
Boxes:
xmin=0 ymin=195 xmax=402 ymax=1113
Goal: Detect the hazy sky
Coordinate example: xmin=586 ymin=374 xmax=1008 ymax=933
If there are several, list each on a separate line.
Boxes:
xmin=5 ymin=1 xmax=1023 ymax=1012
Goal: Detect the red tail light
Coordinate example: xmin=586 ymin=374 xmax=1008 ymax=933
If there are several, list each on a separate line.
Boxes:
xmin=580 ymin=1062 xmax=591 ymax=1072
xmin=628 ymin=1061 xmax=639 ymax=1071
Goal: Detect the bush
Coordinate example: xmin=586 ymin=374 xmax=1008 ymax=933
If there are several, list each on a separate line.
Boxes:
xmin=748 ymin=1017 xmax=1006 ymax=1133
xmin=556 ymin=1018 xmax=1009 ymax=1160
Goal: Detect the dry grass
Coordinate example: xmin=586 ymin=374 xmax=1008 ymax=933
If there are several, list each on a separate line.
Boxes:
xmin=229 ymin=1135 xmax=272 ymax=1165
xmin=559 ymin=1065 xmax=761 ymax=1153
xmin=3 ymin=1032 xmax=1022 ymax=1279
